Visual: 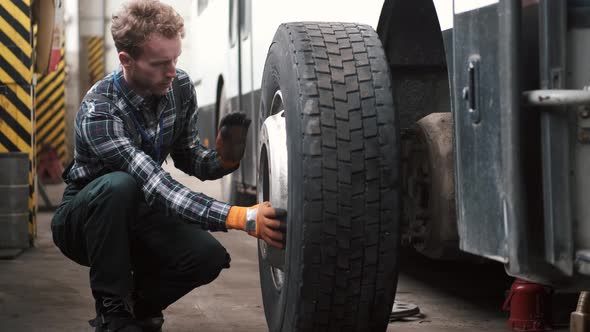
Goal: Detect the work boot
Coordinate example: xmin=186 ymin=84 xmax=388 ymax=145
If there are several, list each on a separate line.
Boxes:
xmin=133 ymin=299 xmax=164 ymax=332
xmin=90 ymin=294 xmax=142 ymax=332
xmin=132 ymin=290 xmax=164 ymax=332
xmin=135 ymin=314 xmax=164 ymax=332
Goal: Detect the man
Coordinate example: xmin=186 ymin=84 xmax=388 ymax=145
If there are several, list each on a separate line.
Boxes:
xmin=51 ymin=1 xmax=285 ymax=331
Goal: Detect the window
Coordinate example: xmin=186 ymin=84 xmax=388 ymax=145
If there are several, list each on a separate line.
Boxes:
xmin=197 ymin=0 xmax=209 ymax=16
xmin=229 ymin=0 xmax=250 ymax=46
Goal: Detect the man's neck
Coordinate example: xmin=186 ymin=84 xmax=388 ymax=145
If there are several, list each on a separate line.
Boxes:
xmin=122 ymin=70 xmax=150 ymax=98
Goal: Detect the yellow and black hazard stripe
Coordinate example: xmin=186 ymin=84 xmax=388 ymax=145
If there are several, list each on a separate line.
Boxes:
xmin=88 ymin=36 xmax=105 ymax=85
xmin=0 ymin=0 xmax=36 ymax=244
xmin=35 ymin=47 xmax=66 ymax=164
xmin=0 ymin=0 xmax=33 ymax=153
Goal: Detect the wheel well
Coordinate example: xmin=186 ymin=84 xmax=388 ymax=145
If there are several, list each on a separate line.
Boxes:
xmin=378 ymin=0 xmax=457 ymax=256
xmin=377 ymin=0 xmax=451 ymax=130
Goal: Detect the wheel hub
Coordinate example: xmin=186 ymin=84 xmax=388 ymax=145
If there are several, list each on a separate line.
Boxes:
xmin=257 ymin=90 xmax=288 ymax=290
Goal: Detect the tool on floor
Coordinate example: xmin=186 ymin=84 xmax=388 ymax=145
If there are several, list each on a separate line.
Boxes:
xmin=570 ymin=291 xmax=590 ymax=332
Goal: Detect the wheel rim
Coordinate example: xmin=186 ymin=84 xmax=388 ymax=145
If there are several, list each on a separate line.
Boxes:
xmin=258 ymin=90 xmax=288 ymax=291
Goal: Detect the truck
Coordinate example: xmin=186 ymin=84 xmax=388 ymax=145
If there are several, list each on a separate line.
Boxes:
xmin=188 ymin=0 xmax=590 ymax=331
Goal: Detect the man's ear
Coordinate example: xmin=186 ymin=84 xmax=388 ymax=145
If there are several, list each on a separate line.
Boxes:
xmin=118 ymin=51 xmax=134 ymax=69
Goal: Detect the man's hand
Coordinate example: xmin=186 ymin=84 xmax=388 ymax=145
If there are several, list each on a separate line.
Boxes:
xmin=215 ymin=112 xmax=251 ymax=169
xmin=226 ymin=201 xmax=287 ymax=249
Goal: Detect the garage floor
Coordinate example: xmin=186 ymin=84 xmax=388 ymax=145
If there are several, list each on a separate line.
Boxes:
xmin=0 ymin=164 xmax=574 ymax=331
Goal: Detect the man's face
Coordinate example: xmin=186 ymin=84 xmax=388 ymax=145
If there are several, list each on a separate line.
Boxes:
xmin=122 ymin=33 xmax=182 ymax=97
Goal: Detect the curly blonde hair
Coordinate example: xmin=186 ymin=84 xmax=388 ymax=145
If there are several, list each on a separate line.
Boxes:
xmin=111 ymin=0 xmax=185 ymax=58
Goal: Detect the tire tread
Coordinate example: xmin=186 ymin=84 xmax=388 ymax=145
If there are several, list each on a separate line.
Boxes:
xmin=284 ymin=22 xmax=399 ymax=331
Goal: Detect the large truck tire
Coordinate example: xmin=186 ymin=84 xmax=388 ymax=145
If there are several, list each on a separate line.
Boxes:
xmin=257 ymin=22 xmax=400 ymax=332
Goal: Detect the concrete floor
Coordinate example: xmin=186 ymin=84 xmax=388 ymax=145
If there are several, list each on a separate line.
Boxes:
xmin=0 ymin=163 xmax=574 ymax=331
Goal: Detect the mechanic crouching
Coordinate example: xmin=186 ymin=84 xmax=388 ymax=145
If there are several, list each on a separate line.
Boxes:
xmin=50 ymin=1 xmax=285 ymax=331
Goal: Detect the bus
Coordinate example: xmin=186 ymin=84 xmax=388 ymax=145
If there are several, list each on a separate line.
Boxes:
xmin=188 ymin=1 xmax=590 ymax=331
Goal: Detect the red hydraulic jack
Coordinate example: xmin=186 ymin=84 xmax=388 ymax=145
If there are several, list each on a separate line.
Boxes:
xmin=503 ymin=278 xmax=553 ymax=331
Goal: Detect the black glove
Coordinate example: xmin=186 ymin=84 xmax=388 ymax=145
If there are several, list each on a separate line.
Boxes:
xmin=215 ymin=112 xmax=251 ymax=169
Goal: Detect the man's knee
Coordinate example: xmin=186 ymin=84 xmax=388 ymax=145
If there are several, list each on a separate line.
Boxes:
xmin=89 ymin=172 xmax=139 ymax=206
xmin=185 ymin=240 xmax=230 ymax=286
xmin=105 ymin=172 xmax=139 ymax=199
xmin=83 ymin=172 xmax=140 ymax=233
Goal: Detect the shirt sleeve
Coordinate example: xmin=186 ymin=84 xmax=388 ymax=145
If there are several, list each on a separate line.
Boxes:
xmin=170 ymin=83 xmax=237 ymax=180
xmin=79 ymin=101 xmax=231 ymax=231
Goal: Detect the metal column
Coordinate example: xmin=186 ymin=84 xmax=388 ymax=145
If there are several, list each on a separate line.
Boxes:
xmin=0 ymin=0 xmax=36 ymax=246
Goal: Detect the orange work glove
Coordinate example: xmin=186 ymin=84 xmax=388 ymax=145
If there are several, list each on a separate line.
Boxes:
xmin=215 ymin=112 xmax=251 ymax=169
xmin=225 ymin=201 xmax=287 ymax=249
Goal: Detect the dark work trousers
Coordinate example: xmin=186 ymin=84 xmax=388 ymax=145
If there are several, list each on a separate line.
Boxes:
xmin=50 ymin=171 xmax=230 ymax=317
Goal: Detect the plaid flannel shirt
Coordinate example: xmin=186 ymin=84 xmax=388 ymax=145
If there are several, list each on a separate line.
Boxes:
xmin=65 ymin=69 xmax=233 ymax=231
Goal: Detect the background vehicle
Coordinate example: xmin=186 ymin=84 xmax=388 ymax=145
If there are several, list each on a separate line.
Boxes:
xmin=189 ymin=0 xmax=590 ymax=330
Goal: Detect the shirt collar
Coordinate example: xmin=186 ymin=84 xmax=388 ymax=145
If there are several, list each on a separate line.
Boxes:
xmin=113 ymin=70 xmax=145 ymax=110
xmin=113 ymin=69 xmax=173 ymax=111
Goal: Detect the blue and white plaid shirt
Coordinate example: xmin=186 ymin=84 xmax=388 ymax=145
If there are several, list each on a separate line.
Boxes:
xmin=65 ymin=69 xmax=232 ymax=231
